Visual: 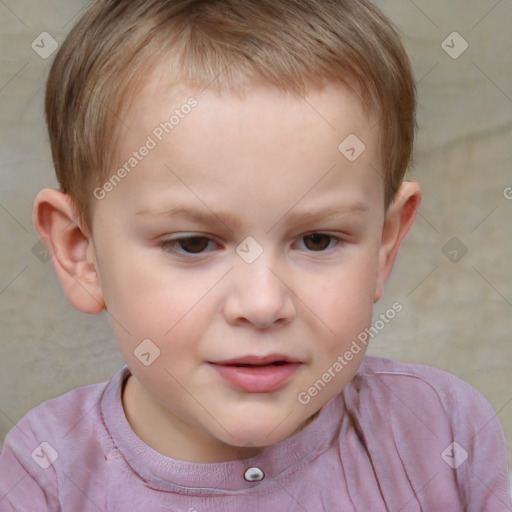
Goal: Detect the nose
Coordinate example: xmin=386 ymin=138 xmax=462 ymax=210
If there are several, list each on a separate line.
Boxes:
xmin=222 ymin=255 xmax=296 ymax=329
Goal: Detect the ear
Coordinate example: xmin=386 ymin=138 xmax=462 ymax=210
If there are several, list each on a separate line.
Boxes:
xmin=33 ymin=188 xmax=105 ymax=313
xmin=374 ymin=181 xmax=421 ymax=302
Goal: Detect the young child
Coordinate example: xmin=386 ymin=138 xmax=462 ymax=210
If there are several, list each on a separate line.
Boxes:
xmin=1 ymin=0 xmax=510 ymax=510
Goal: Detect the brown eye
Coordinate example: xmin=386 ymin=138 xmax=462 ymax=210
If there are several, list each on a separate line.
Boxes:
xmin=176 ymin=236 xmax=210 ymax=254
xmin=302 ymin=233 xmax=334 ymax=251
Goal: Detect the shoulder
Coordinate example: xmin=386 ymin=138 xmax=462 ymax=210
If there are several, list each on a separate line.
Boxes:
xmin=342 ymin=356 xmax=511 ymax=510
xmin=14 ymin=375 xmax=112 ymax=443
xmin=0 ymin=369 xmax=128 ymax=510
xmin=1 ymin=368 xmax=126 ymax=470
xmin=354 ymin=355 xmax=497 ymax=422
xmin=350 ymin=355 xmax=501 ymax=436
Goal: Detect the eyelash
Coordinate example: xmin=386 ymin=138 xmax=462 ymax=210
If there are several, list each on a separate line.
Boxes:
xmin=159 ymin=233 xmax=341 ymax=258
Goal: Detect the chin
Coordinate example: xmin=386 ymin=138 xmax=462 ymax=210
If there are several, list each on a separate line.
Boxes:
xmin=214 ymin=414 xmax=308 ymax=450
xmin=223 ymin=432 xmax=289 ymax=451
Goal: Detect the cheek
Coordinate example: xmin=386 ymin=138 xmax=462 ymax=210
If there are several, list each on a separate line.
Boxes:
xmin=99 ymin=245 xmax=210 ymax=331
xmin=288 ymin=260 xmax=379 ymax=390
xmin=301 ymin=252 xmax=378 ymax=330
xmin=101 ymin=257 xmax=223 ymax=375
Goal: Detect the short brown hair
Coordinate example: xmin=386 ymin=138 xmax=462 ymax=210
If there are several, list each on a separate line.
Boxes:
xmin=45 ymin=0 xmax=416 ymax=230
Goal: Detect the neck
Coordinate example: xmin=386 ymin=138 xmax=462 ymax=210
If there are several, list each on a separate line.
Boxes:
xmin=122 ymin=374 xmax=264 ymax=462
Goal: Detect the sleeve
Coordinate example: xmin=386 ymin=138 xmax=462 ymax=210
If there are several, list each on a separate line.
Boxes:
xmin=0 ymin=426 xmax=60 ymax=512
xmin=451 ymin=379 xmax=512 ymax=512
xmin=344 ymin=358 xmax=512 ymax=511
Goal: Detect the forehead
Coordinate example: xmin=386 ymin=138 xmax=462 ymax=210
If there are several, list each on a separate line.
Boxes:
xmin=122 ymin=66 xmax=376 ymax=145
xmin=100 ymin=72 xmax=384 ymax=227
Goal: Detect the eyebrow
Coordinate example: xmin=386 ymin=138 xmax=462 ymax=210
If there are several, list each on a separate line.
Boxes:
xmin=135 ymin=202 xmax=368 ymax=232
xmin=275 ymin=203 xmax=368 ymax=231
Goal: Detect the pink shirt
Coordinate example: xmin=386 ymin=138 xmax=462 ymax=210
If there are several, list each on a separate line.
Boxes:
xmin=1 ymin=356 xmax=510 ymax=511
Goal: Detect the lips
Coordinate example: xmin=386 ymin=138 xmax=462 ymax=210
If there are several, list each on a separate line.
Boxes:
xmin=210 ymin=354 xmax=302 ymax=366
xmin=209 ymin=354 xmax=303 ymax=393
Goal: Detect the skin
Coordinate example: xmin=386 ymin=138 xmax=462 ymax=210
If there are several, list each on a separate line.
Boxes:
xmin=33 ymin=73 xmax=420 ymax=463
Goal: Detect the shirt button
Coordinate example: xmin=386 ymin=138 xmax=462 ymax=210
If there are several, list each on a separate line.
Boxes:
xmin=244 ymin=467 xmax=265 ymax=482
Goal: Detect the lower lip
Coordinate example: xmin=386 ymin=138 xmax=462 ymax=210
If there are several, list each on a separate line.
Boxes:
xmin=210 ymin=363 xmax=302 ymax=393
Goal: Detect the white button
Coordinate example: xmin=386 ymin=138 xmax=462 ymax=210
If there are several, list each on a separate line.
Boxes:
xmin=244 ymin=467 xmax=265 ymax=482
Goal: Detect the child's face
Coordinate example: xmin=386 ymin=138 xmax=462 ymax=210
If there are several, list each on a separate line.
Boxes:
xmin=82 ymin=73 xmax=415 ymax=461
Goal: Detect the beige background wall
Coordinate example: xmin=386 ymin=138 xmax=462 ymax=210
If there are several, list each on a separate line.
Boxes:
xmin=1 ymin=0 xmax=511 ymax=479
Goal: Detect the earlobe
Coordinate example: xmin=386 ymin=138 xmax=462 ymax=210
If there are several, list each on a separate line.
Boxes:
xmin=373 ymin=181 xmax=421 ymax=302
xmin=33 ymin=188 xmax=105 ymax=313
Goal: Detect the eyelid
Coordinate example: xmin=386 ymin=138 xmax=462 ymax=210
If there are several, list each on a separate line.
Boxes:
xmin=159 ymin=233 xmax=220 ymax=258
xmin=294 ymin=232 xmax=341 ymax=251
xmin=158 ymin=232 xmax=344 ymax=260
